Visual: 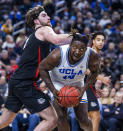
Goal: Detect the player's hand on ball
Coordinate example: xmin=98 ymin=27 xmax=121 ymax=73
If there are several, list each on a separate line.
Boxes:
xmin=58 ymin=86 xmax=81 ymax=107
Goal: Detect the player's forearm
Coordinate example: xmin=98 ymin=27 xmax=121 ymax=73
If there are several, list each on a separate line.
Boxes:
xmin=86 ymin=71 xmax=98 ymax=87
xmin=55 ymin=34 xmax=72 ymax=45
xmin=80 ymin=72 xmax=98 ymax=94
xmin=39 ymin=69 xmax=55 ymax=93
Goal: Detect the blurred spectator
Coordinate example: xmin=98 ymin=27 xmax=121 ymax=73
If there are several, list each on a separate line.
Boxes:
xmin=120 ymin=74 xmax=123 ymax=87
xmin=104 ymin=42 xmax=117 ymax=60
xmin=74 ymin=17 xmax=85 ymax=34
xmin=83 ymin=11 xmax=96 ymax=29
xmin=43 ymin=0 xmax=55 ymax=18
xmin=76 ymin=0 xmax=89 ymax=11
xmin=0 ymin=50 xmax=10 ymax=65
xmin=32 ymin=0 xmax=42 ymax=8
xmin=19 ymin=0 xmax=32 ymax=15
xmin=2 ymin=35 xmax=15 ymax=50
xmin=12 ymin=108 xmax=41 ymax=131
xmin=5 ymin=62 xmax=18 ymax=81
xmin=117 ymin=41 xmax=123 ymax=59
xmin=100 ymin=87 xmax=113 ymax=105
xmin=0 ymin=76 xmax=8 ymax=101
xmin=114 ymin=80 xmax=120 ymax=91
xmin=103 ymin=57 xmax=112 ymax=76
xmin=91 ymin=0 xmax=108 ymax=12
xmin=99 ymin=92 xmax=123 ymax=131
xmin=120 ymin=87 xmax=123 ymax=93
xmin=9 ymin=5 xmax=22 ymax=24
xmin=0 ymin=39 xmax=3 ymax=52
xmin=109 ymin=88 xmax=116 ymax=103
xmin=15 ymin=30 xmax=27 ymax=55
xmin=83 ymin=26 xmax=91 ymax=35
xmin=1 ymin=19 xmax=13 ymax=35
xmin=7 ymin=45 xmax=17 ymax=60
xmin=98 ymin=12 xmax=111 ymax=29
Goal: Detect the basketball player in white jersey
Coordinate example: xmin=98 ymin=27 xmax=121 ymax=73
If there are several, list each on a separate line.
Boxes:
xmin=39 ymin=32 xmax=99 ymax=131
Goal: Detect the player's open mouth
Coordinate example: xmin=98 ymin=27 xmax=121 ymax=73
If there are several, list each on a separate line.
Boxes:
xmin=73 ymin=55 xmax=81 ymax=59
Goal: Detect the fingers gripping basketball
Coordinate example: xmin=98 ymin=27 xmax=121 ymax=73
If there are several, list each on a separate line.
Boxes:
xmin=58 ymin=85 xmax=81 ymax=107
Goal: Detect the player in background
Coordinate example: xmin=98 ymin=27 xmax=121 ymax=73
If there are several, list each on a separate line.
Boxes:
xmin=87 ymin=32 xmax=111 ymax=131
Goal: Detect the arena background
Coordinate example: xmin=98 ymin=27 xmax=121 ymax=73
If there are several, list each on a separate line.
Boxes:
xmin=0 ymin=0 xmax=123 ymax=131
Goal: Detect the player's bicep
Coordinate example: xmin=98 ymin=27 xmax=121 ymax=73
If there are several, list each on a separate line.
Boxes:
xmin=39 ymin=48 xmax=60 ymax=71
xmin=43 ymin=26 xmax=59 ymax=44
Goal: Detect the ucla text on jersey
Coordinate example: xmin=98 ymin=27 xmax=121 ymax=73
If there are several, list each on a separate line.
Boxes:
xmin=59 ymin=68 xmax=83 ymax=79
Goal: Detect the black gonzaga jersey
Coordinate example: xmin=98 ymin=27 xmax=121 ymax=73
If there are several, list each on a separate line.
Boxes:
xmin=11 ymin=33 xmax=50 ymax=81
xmin=87 ymin=85 xmax=99 ymax=111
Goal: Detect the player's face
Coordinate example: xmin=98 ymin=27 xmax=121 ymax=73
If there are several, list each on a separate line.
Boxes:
xmin=38 ymin=11 xmax=52 ymax=27
xmin=93 ymin=35 xmax=105 ymax=50
xmin=70 ymin=41 xmax=87 ymax=62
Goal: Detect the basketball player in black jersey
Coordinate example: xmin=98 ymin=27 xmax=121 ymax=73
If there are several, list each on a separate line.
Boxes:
xmin=87 ymin=32 xmax=111 ymax=131
xmin=0 ymin=5 xmax=73 ymax=131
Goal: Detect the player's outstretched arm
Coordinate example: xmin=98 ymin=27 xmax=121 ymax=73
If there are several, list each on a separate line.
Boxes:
xmin=39 ymin=48 xmax=60 ymax=95
xmin=79 ymin=50 xmax=99 ymax=97
xmin=86 ymin=69 xmax=111 ymax=86
xmin=40 ymin=26 xmax=72 ymax=45
xmin=87 ymin=50 xmax=99 ymax=85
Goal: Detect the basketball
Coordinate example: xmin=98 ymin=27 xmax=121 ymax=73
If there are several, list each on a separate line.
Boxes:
xmin=58 ymin=85 xmax=81 ymax=107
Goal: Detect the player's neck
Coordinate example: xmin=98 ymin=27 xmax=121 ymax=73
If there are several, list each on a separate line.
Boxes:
xmin=92 ymin=46 xmax=101 ymax=54
xmin=35 ymin=25 xmax=43 ymax=30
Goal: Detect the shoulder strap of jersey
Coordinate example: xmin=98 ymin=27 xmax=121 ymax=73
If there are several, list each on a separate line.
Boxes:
xmin=58 ymin=45 xmax=69 ymax=67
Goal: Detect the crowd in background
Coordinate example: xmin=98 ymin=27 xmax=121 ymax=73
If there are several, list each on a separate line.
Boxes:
xmin=0 ymin=0 xmax=123 ymax=131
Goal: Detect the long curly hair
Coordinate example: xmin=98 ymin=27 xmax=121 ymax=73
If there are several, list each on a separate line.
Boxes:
xmin=26 ymin=5 xmax=45 ymax=28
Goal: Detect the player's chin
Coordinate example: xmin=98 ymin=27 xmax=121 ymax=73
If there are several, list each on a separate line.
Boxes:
xmin=98 ymin=46 xmax=103 ymax=49
xmin=73 ymin=56 xmax=81 ymax=62
xmin=47 ymin=23 xmax=52 ymax=27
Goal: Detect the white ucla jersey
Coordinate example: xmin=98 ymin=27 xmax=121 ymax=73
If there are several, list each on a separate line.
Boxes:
xmin=50 ymin=45 xmax=92 ymax=87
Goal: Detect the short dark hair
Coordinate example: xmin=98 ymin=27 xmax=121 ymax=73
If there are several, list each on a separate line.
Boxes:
xmin=70 ymin=29 xmax=88 ymax=46
xmin=91 ymin=32 xmax=106 ymax=40
xmin=26 ymin=5 xmax=45 ymax=28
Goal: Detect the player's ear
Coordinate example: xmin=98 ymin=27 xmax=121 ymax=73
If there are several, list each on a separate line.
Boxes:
xmin=92 ymin=39 xmax=95 ymax=44
xmin=34 ymin=19 xmax=39 ymax=25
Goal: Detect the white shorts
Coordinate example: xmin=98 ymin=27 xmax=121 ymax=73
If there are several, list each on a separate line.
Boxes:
xmin=49 ymin=81 xmax=88 ymax=103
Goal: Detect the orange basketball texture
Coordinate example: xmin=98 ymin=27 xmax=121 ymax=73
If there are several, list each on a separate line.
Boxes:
xmin=58 ymin=85 xmax=81 ymax=107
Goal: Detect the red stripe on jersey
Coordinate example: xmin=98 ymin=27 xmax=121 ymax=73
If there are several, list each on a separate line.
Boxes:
xmin=34 ymin=46 xmax=41 ymax=90
xmin=33 ymin=80 xmax=40 ymax=90
xmin=35 ymin=46 xmax=41 ymax=79
xmin=90 ymin=85 xmax=97 ymax=97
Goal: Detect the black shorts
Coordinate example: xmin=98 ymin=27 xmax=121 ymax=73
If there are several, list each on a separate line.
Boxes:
xmin=87 ymin=87 xmax=99 ymax=111
xmin=5 ymin=79 xmax=50 ymax=113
